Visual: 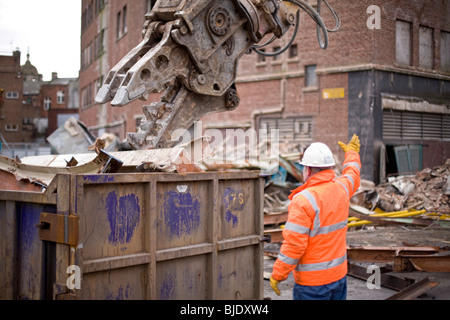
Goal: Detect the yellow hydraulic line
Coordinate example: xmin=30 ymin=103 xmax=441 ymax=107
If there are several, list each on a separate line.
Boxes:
xmin=347 ymin=220 xmax=372 ymax=227
xmin=348 ymin=210 xmax=426 ymax=227
xmin=387 ymin=210 xmax=426 ymax=218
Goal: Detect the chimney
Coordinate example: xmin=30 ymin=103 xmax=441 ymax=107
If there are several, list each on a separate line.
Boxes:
xmin=12 ymin=49 xmax=21 ymax=65
xmin=52 ymin=72 xmax=58 ymax=80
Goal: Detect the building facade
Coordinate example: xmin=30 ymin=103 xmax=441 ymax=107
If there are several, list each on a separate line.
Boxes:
xmin=41 ymin=73 xmax=79 ymax=137
xmin=79 ymin=0 xmax=450 ymax=183
xmin=0 ymin=50 xmax=37 ymax=143
xmin=79 ymin=0 xmax=157 ymax=139
xmin=0 ymin=50 xmax=79 ymax=145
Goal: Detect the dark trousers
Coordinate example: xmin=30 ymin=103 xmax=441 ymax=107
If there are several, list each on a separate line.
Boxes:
xmin=293 ymin=276 xmax=347 ymax=300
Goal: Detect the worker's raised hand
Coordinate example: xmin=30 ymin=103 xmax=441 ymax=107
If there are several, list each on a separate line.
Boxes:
xmin=269 ymin=277 xmax=281 ymax=296
xmin=338 ymin=134 xmax=360 ymax=153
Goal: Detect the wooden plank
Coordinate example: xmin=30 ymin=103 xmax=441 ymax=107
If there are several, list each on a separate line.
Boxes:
xmin=209 ymin=178 xmax=219 ymax=299
xmin=156 ymin=243 xmax=214 ymax=262
xmin=0 ymin=189 xmax=55 ymax=204
xmin=254 ymin=177 xmax=265 ymax=300
xmin=83 ymin=253 xmax=151 ymax=274
xmin=148 ymin=180 xmax=157 ymax=300
xmin=264 ymin=228 xmax=284 ymax=243
xmin=264 ymin=212 xmax=288 ymax=225
xmin=217 ymin=235 xmax=261 ymax=251
xmin=0 ymin=201 xmax=18 ymax=299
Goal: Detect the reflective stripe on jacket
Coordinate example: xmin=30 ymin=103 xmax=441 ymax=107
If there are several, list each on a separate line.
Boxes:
xmin=272 ymin=150 xmax=361 ymax=286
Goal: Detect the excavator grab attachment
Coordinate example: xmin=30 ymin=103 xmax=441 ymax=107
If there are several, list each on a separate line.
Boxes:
xmin=94 ymin=0 xmax=339 ymax=150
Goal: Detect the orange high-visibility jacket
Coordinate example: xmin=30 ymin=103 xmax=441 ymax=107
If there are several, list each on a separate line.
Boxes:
xmin=272 ymin=150 xmax=361 ymax=286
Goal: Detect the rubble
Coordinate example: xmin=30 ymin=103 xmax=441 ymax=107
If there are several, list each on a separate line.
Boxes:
xmin=356 ymin=159 xmax=450 ymax=215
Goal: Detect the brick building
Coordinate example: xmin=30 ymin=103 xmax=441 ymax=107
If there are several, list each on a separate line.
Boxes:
xmin=0 ymin=50 xmax=79 ymax=144
xmin=79 ymin=0 xmax=450 ymax=183
xmin=79 ymin=0 xmax=157 ymax=139
xmin=0 ymin=50 xmax=37 ymax=143
xmin=41 ymin=72 xmax=79 ymax=138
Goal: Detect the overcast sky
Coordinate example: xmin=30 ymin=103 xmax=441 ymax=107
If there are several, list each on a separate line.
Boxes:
xmin=0 ymin=0 xmax=81 ymax=81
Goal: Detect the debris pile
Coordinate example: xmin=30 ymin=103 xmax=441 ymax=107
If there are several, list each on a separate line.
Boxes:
xmin=359 ymin=159 xmax=450 ymax=214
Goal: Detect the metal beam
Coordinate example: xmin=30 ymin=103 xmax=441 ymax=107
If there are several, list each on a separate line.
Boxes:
xmin=347 ymin=262 xmax=415 ymax=291
xmin=386 ymin=277 xmax=439 ymax=300
xmin=393 ymin=255 xmax=450 ymax=272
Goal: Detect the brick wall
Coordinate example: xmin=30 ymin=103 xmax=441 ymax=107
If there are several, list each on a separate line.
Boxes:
xmin=79 ymin=0 xmax=450 ymax=154
xmin=0 ymin=51 xmax=33 ymax=142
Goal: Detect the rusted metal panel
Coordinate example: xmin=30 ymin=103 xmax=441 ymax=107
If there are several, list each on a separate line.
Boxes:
xmin=0 ymin=170 xmax=263 ymax=300
xmin=393 ymin=255 xmax=450 ymax=272
xmin=347 ymin=246 xmax=439 ymax=263
xmin=37 ymin=213 xmax=79 ymax=246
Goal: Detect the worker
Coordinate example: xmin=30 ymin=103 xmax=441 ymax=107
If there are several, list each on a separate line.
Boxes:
xmin=270 ymin=134 xmax=361 ymax=300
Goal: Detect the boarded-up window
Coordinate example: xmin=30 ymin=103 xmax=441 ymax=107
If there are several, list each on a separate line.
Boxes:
xmin=419 ymin=26 xmax=434 ymax=69
xmin=396 ymin=20 xmax=412 ymax=66
xmin=259 ymin=116 xmax=313 ymax=143
xmin=305 ymin=65 xmax=317 ymax=87
xmin=441 ymin=31 xmax=450 ymax=72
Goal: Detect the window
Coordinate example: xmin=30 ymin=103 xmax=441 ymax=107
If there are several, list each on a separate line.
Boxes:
xmin=81 ymin=84 xmax=93 ymax=109
xmin=94 ymin=29 xmax=105 ymax=58
xmin=273 ymin=46 xmax=281 ymax=61
xmin=57 ymin=91 xmax=65 ymax=104
xmin=289 ymin=44 xmax=298 ymax=59
xmin=122 ymin=6 xmax=128 ymax=35
xmin=305 ymin=65 xmax=317 ymax=87
xmin=23 ymin=117 xmax=33 ymax=125
xmin=44 ymin=98 xmax=51 ymax=110
xmin=6 ymin=92 xmax=19 ymax=99
xmin=396 ymin=20 xmax=412 ymax=66
xmin=5 ymin=124 xmax=18 ymax=131
xmin=117 ymin=6 xmax=127 ymax=39
xmin=257 ymin=49 xmax=266 ymax=63
xmin=96 ymin=75 xmax=104 ymax=94
xmin=441 ymin=31 xmax=450 ymax=72
xmin=259 ymin=116 xmax=313 ymax=143
xmin=117 ymin=11 xmax=122 ymax=38
xmin=419 ymin=26 xmax=434 ymax=69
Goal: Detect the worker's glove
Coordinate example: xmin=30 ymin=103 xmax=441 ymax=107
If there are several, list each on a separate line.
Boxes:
xmin=269 ymin=277 xmax=281 ymax=296
xmin=338 ymin=134 xmax=360 ymax=153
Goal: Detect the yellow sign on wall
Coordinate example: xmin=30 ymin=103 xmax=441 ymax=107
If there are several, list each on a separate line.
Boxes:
xmin=322 ymin=88 xmax=345 ymax=99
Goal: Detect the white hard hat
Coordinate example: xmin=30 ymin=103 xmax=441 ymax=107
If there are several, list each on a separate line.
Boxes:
xmin=300 ymin=142 xmax=336 ymax=167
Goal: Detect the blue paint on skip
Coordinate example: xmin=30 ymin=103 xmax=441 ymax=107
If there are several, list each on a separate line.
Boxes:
xmin=162 ymin=189 xmax=200 ymax=238
xmin=83 ymin=175 xmax=115 ymax=183
xmin=225 ymin=209 xmax=239 ymax=228
xmin=18 ymin=203 xmax=45 ymax=298
xmin=106 ymin=284 xmax=131 ymax=300
xmin=106 ymin=191 xmax=140 ymax=245
xmin=222 ymin=187 xmax=245 ymax=228
xmin=160 ymin=273 xmax=176 ymax=300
